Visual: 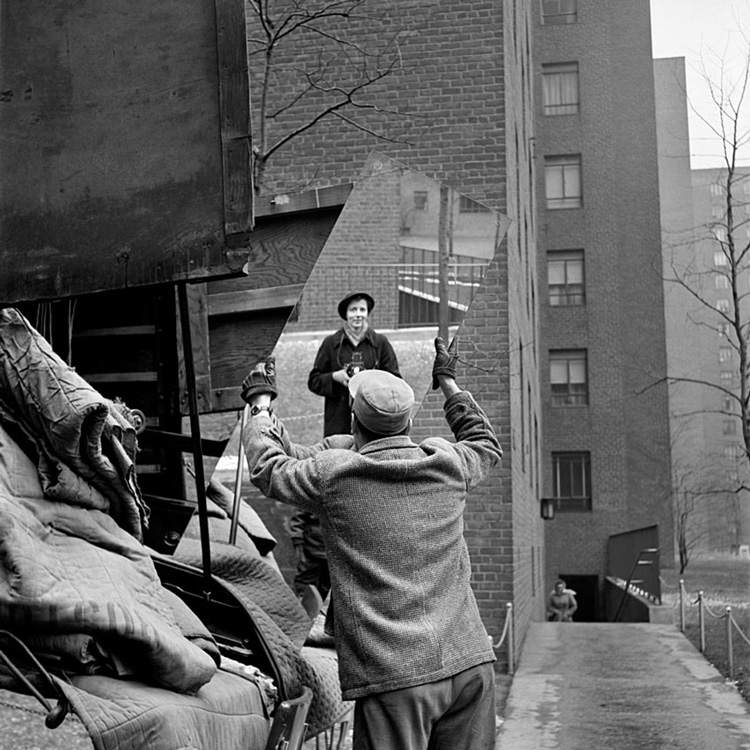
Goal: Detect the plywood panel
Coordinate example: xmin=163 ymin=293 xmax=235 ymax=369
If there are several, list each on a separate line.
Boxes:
xmin=0 ymin=0 xmax=252 ymax=303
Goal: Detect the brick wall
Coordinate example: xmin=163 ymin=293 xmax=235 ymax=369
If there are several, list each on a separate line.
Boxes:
xmin=249 ymin=0 xmax=542 ymax=668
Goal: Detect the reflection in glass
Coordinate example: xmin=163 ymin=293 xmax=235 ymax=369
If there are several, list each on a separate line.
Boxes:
xmin=213 ymin=152 xmax=509 ymax=582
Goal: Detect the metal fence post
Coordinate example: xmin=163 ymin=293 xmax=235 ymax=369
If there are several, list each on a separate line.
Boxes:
xmin=726 ymin=607 xmax=734 ymax=679
xmin=679 ymin=579 xmax=685 ymax=632
xmin=507 ymin=602 xmax=515 ymax=676
xmin=698 ymin=591 xmax=706 ymax=653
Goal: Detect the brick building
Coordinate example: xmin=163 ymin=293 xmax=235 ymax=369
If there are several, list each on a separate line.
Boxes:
xmin=248 ymin=0 xmax=544 ymax=664
xmin=535 ymin=0 xmax=673 ymax=617
xmin=249 ymin=0 xmax=674 ymax=662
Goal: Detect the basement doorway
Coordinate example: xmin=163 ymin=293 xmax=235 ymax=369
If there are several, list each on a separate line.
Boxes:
xmin=560 ymin=575 xmax=599 ymax=622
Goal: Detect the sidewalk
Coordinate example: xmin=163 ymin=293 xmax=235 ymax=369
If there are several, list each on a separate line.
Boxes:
xmin=497 ymin=622 xmax=750 ymax=750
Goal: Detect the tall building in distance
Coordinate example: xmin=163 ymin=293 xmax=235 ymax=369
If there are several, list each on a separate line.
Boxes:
xmin=656 ymin=55 xmax=750 ymax=555
xmin=535 ymin=0 xmax=673 ymax=617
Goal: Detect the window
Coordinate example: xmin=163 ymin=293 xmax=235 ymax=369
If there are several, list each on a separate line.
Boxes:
xmin=723 ymin=419 xmax=737 ymax=436
xmin=552 ymin=452 xmax=591 ymax=511
xmin=710 ymin=183 xmax=724 ymax=198
xmin=714 ymin=251 xmax=727 ymax=267
xmin=722 ymin=395 xmax=733 ymax=412
xmin=719 ymin=346 xmax=732 ymax=363
xmin=712 ymin=206 xmax=725 ymax=220
xmin=713 ymin=226 xmax=727 ymax=242
xmin=723 ymin=443 xmax=743 ymax=461
xmin=542 ymin=63 xmax=579 ymax=115
xmin=542 ymin=0 xmax=577 ymax=25
xmin=550 ymin=349 xmax=588 ymax=405
xmin=715 ymin=274 xmax=729 ymax=289
xmin=413 ymin=191 xmax=428 ymax=211
xmin=717 ymin=299 xmax=730 ymax=313
xmin=548 ymin=250 xmax=584 ymax=305
xmin=720 ymin=371 xmax=734 ymax=387
xmin=718 ymin=322 xmax=730 ymax=337
xmin=545 ymin=155 xmax=582 ymax=209
xmin=458 ymin=194 xmax=491 ymax=213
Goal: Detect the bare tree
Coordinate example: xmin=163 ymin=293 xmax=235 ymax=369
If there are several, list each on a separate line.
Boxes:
xmin=245 ymin=0 xmax=423 ymax=193
xmin=662 ymin=39 xmax=750 ymax=478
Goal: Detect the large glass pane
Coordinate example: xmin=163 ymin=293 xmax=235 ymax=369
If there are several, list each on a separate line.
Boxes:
xmin=213 ymin=152 xmax=510 ymax=584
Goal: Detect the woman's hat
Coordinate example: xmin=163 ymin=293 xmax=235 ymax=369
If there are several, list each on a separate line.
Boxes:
xmin=338 ymin=291 xmax=375 ymax=319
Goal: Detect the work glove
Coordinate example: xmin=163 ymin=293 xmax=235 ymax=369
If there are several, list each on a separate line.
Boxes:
xmin=432 ymin=336 xmax=458 ymax=390
xmin=241 ymin=356 xmax=278 ymax=403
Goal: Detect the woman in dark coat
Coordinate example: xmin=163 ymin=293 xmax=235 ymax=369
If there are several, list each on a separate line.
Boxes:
xmin=307 ymin=291 xmax=401 ymax=437
xmin=292 ymin=292 xmax=400 ymax=599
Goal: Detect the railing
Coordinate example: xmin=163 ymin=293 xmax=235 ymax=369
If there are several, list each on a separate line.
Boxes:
xmin=607 ymin=526 xmax=661 ymax=606
xmin=673 ymin=580 xmax=750 ymax=680
xmin=491 ymin=602 xmax=515 ymax=675
xmin=398 ymin=247 xmax=490 ymax=328
xmin=612 ymin=547 xmax=661 ymax=622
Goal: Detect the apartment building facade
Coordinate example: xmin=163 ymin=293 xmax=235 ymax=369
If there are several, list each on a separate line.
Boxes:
xmin=535 ymin=0 xmax=673 ymax=618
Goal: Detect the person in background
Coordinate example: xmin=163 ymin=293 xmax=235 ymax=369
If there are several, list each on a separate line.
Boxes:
xmin=240 ymin=337 xmax=502 ymax=750
xmin=547 ymin=579 xmax=578 ymax=622
xmin=290 ymin=291 xmax=400 ymax=599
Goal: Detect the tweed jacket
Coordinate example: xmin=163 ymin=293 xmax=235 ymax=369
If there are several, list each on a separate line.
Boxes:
xmin=243 ymin=391 xmax=502 ymax=701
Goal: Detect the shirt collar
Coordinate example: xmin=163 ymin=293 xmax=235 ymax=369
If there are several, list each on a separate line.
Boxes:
xmin=358 ymin=435 xmax=414 ymax=454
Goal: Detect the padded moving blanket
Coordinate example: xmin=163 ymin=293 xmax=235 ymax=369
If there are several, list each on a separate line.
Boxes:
xmin=56 ymin=667 xmax=269 ymax=750
xmin=0 ymin=308 xmax=218 ymax=693
xmin=0 ymin=307 xmax=147 ymax=537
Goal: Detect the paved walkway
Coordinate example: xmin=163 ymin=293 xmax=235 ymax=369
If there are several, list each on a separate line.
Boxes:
xmin=497 ymin=622 xmax=750 ymax=750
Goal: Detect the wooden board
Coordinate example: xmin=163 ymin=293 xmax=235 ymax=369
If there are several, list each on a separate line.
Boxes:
xmin=0 ymin=0 xmax=252 ymax=304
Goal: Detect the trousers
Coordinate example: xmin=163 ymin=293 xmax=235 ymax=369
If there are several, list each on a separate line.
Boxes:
xmin=352 ymin=662 xmax=496 ymax=750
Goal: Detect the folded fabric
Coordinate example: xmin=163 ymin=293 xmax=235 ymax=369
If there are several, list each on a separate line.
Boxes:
xmin=0 ymin=418 xmax=218 ymax=693
xmin=57 ymin=668 xmax=269 ymax=750
xmin=0 ymin=308 xmax=147 ymax=538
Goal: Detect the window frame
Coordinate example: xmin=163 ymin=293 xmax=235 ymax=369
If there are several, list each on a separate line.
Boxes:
xmin=458 ymin=194 xmax=492 ymax=214
xmin=550 ymin=348 xmax=589 ymax=406
xmin=545 ymin=154 xmax=582 ymax=209
xmin=551 ymin=451 xmax=591 ymax=512
xmin=547 ymin=250 xmax=585 ymax=306
xmin=541 ymin=0 xmax=577 ymax=25
xmin=542 ymin=62 xmax=580 ymax=116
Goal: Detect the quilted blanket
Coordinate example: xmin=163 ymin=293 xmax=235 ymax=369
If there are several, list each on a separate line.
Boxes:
xmin=0 ymin=309 xmax=218 ymax=693
xmin=0 ymin=307 xmax=147 ymax=537
xmin=174 ymin=520 xmax=353 ymax=739
xmin=57 ymin=667 xmax=269 ymax=750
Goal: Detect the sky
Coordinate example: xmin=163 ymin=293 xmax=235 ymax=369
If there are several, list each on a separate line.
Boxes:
xmin=650 ymin=0 xmax=750 ymax=169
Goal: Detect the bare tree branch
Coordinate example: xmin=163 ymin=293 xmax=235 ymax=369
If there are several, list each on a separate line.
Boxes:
xmin=246 ymin=0 xmax=423 ymax=193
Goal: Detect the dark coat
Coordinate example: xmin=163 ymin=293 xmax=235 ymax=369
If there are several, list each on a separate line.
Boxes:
xmin=307 ymin=327 xmax=400 ymax=437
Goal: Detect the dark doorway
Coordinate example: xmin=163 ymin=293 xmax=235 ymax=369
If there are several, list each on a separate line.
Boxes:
xmin=560 ymin=575 xmax=599 ymax=622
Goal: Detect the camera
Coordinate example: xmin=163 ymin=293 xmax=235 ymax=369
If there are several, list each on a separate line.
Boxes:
xmin=346 ymin=352 xmax=365 ymax=378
